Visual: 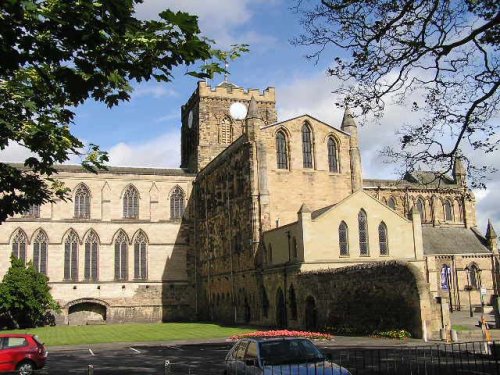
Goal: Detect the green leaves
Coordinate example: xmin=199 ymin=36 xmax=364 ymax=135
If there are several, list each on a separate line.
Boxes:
xmin=0 ymin=0 xmax=241 ymax=221
xmin=0 ymin=256 xmax=60 ymax=328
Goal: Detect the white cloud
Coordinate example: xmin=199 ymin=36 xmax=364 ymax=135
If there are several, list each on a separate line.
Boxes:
xmin=0 ymin=142 xmax=34 ymax=162
xmin=132 ymin=84 xmax=177 ymax=99
xmin=135 ymin=0 xmax=275 ymax=48
xmin=107 ymin=131 xmax=180 ymax=168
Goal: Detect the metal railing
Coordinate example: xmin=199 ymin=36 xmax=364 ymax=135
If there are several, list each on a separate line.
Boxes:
xmin=82 ymin=340 xmax=500 ymax=374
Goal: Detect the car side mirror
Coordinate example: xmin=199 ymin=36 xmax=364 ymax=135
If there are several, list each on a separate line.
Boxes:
xmin=245 ymin=359 xmax=257 ymax=367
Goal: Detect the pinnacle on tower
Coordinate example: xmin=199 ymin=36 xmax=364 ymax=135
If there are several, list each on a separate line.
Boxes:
xmin=486 ymin=219 xmax=497 ymax=239
xmin=341 ymin=106 xmax=357 ymax=132
xmin=298 ymin=203 xmax=312 ymax=214
xmin=453 ymin=155 xmax=467 ymax=186
xmin=246 ymin=96 xmax=258 ymax=119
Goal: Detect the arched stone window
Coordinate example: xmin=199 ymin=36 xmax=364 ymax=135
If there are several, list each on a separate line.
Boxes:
xmin=378 ymin=222 xmax=388 ymax=255
xmin=339 ymin=221 xmax=349 ymax=256
xmin=123 ymin=185 xmax=139 ymax=219
xmin=387 ymin=197 xmax=396 ymax=210
xmin=64 ymin=230 xmax=79 ymax=281
xmin=170 ymin=186 xmax=185 ymax=220
xmin=468 ymin=263 xmax=480 ymax=289
xmin=358 ymin=209 xmax=369 ymax=255
xmin=327 ymin=137 xmax=339 ymax=173
xmin=84 ymin=231 xmax=99 ymax=281
xmin=443 ymin=199 xmax=453 ymax=221
xmin=12 ymin=229 xmax=28 ymax=265
xmin=276 ymin=131 xmax=288 ymax=169
xmin=134 ymin=231 xmax=148 ymax=280
xmin=74 ymin=184 xmax=91 ymax=219
xmin=289 ymin=285 xmax=298 ymax=320
xmin=33 ymin=230 xmax=48 ymax=275
xmin=114 ymin=231 xmax=128 ymax=281
xmin=292 ymin=236 xmax=298 ymax=259
xmin=302 ymin=123 xmax=313 ymax=168
xmin=261 ymin=286 xmax=269 ymax=318
xmin=416 ymin=198 xmax=426 ymax=222
xmin=219 ymin=117 xmax=232 ymax=144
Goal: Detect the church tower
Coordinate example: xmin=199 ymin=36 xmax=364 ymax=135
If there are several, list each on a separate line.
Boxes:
xmin=180 ymin=81 xmax=277 ymax=172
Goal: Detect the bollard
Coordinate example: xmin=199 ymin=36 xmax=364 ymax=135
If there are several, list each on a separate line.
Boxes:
xmin=87 ymin=364 xmax=94 ymax=375
xmin=164 ymin=360 xmax=171 ymax=375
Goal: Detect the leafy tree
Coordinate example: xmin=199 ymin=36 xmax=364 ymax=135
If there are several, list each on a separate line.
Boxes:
xmin=0 ymin=0 xmax=247 ymax=222
xmin=0 ymin=256 xmax=60 ymax=329
xmin=293 ymin=0 xmax=499 ymax=186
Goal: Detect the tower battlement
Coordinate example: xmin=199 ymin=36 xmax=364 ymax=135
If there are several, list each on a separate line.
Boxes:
xmin=198 ymin=81 xmax=275 ymax=102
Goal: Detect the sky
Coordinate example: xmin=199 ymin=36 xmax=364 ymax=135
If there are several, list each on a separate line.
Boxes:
xmin=1 ymin=0 xmax=498 ymax=236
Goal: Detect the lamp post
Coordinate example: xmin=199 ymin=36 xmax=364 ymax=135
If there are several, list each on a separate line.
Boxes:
xmin=465 ymin=266 xmax=473 ymax=318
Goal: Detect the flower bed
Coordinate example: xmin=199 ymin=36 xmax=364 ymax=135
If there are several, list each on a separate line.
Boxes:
xmin=229 ymin=329 xmax=333 ymax=341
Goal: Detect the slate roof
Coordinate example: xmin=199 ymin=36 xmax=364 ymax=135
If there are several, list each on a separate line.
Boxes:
xmin=7 ymin=163 xmax=194 ymax=177
xmin=422 ymin=226 xmax=491 ymax=255
xmin=364 ymin=171 xmax=458 ymax=189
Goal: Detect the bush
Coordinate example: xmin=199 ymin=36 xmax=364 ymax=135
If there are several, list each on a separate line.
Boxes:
xmin=0 ymin=256 xmax=60 ymax=329
xmin=371 ymin=329 xmax=412 ymax=340
xmin=230 ymin=329 xmax=333 ymax=341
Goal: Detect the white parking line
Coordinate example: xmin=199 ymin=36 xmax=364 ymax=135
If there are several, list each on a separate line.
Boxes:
xmin=130 ymin=347 xmax=141 ymax=354
xmin=88 ymin=348 xmax=95 ymax=356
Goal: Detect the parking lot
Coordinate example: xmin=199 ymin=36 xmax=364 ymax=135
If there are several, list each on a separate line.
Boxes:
xmin=40 ymin=343 xmax=232 ymax=374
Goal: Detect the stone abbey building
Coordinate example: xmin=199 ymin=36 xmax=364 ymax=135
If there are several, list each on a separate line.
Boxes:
xmin=1 ymin=81 xmax=498 ymax=337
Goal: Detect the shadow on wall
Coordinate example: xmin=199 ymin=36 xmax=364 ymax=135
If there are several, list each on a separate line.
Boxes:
xmin=161 ymin=195 xmax=196 ymax=322
xmin=297 ymin=262 xmax=423 ymax=337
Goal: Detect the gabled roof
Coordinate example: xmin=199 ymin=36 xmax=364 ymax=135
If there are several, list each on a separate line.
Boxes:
xmin=310 ymin=190 xmax=410 ymax=222
xmin=261 ymin=114 xmax=350 ymax=137
xmin=422 ymin=227 xmax=490 ymax=255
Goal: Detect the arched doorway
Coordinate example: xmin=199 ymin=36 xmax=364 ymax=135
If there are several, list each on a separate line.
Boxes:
xmin=67 ymin=299 xmax=108 ymax=325
xmin=276 ymin=288 xmax=286 ymax=328
xmin=305 ymin=296 xmax=317 ymax=330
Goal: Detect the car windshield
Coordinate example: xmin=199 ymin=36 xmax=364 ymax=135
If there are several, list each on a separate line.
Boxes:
xmin=259 ymin=339 xmax=324 ymax=366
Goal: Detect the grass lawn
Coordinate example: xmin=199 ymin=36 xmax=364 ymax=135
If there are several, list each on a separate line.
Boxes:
xmin=451 ymin=324 xmax=471 ymax=332
xmin=1 ymin=322 xmax=254 ymax=347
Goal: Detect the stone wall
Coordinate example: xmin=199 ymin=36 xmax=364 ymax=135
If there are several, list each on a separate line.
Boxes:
xmin=293 ymin=262 xmax=429 ymax=337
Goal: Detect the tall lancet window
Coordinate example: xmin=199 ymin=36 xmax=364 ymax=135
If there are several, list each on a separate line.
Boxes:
xmin=276 ymin=131 xmax=288 ymax=169
xmin=416 ymin=198 xmax=426 ymax=222
xmin=339 ymin=221 xmax=349 ymax=256
xmin=302 ymin=124 xmax=313 ymax=168
xmin=12 ymin=230 xmax=28 ymax=265
xmin=134 ymin=231 xmax=148 ymax=280
xmin=64 ymin=230 xmax=79 ymax=281
xmin=387 ymin=197 xmax=396 ymax=210
xmin=74 ymin=184 xmax=91 ymax=218
xmin=327 ymin=137 xmax=339 ymax=173
xmin=219 ymin=117 xmax=232 ymax=144
xmin=378 ymin=222 xmax=388 ymax=255
xmin=123 ymin=185 xmax=139 ymax=219
xmin=358 ymin=210 xmax=369 ymax=255
xmin=84 ymin=231 xmax=99 ymax=281
xmin=33 ymin=230 xmax=48 ymax=275
xmin=444 ymin=199 xmax=453 ymax=221
xmin=114 ymin=231 xmax=128 ymax=281
xmin=170 ymin=186 xmax=185 ymax=220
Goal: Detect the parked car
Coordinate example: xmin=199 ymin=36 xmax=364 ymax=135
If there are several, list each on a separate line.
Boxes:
xmin=0 ymin=334 xmax=47 ymax=375
xmin=224 ymin=337 xmax=351 ymax=374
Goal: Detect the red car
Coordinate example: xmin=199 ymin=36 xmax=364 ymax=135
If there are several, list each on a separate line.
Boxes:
xmin=0 ymin=334 xmax=47 ymax=374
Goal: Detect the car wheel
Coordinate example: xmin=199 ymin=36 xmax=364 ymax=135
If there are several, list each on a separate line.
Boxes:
xmin=17 ymin=361 xmax=34 ymax=375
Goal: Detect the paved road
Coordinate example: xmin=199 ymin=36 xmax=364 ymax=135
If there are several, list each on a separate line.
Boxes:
xmin=41 ymin=343 xmax=232 ymax=374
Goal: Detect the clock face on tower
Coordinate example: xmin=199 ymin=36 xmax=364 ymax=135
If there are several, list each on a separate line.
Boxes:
xmin=187 ymin=110 xmax=193 ymax=128
xmin=229 ymin=102 xmax=248 ymax=120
